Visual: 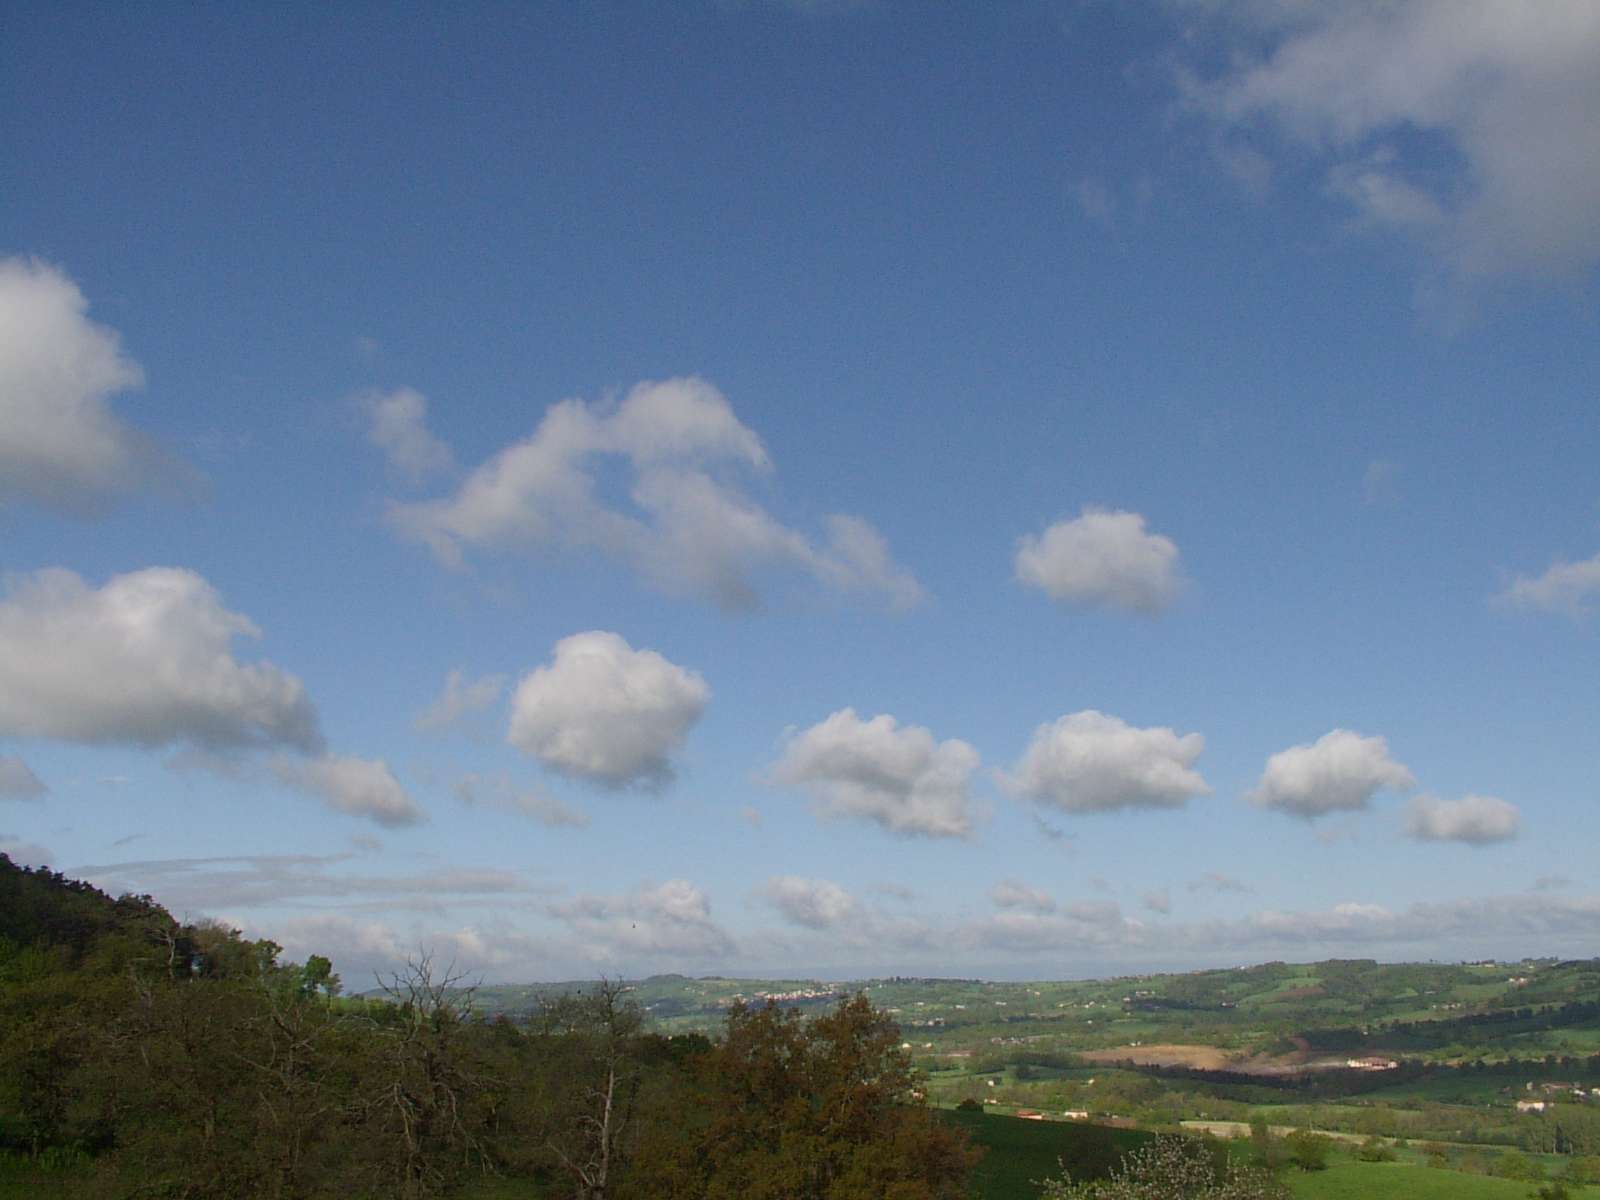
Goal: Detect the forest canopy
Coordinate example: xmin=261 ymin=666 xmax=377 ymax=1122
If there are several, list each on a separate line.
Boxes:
xmin=0 ymin=852 xmax=977 ymax=1198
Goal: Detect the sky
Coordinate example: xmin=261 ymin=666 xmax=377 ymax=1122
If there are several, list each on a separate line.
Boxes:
xmin=2 ymin=0 xmax=1598 ymax=984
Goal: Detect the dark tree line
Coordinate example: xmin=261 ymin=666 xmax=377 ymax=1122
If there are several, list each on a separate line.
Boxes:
xmin=0 ymin=855 xmax=978 ymax=1198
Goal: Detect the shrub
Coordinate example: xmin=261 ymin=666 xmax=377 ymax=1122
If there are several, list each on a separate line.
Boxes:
xmin=1286 ymin=1131 xmax=1333 ymax=1172
xmin=1355 ymin=1135 xmax=1397 ymax=1162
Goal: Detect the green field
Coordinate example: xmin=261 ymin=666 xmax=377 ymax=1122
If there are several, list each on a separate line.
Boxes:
xmin=940 ymin=1110 xmax=1152 ymax=1199
xmin=1288 ymin=1160 xmax=1600 ymax=1198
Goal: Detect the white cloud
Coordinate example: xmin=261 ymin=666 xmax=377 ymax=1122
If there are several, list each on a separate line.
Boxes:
xmin=0 ymin=567 xmax=322 ymax=752
xmin=77 ymin=853 xmax=526 ymax=912
xmin=1405 ymin=793 xmax=1520 ymax=844
xmin=550 ymin=879 xmax=735 ymax=963
xmin=1142 ymin=888 xmax=1172 ymax=915
xmin=1015 ymin=508 xmax=1183 ymax=614
xmin=770 ymin=708 xmax=979 ymax=838
xmin=759 ymin=875 xmax=861 ymax=929
xmin=1184 ymin=0 xmax=1600 ymax=284
xmin=507 ymin=631 xmax=709 ymax=788
xmin=965 ymin=901 xmax=1146 ymax=954
xmin=275 ymin=914 xmax=405 ymax=975
xmin=1498 ymin=552 xmax=1600 ymax=619
xmin=360 ymin=387 xmax=455 ymax=481
xmin=388 ymin=376 xmax=922 ymax=611
xmin=454 ymin=772 xmax=589 ymax=829
xmin=1213 ymin=140 xmax=1273 ymax=198
xmin=0 ymin=835 xmax=54 ymax=868
xmin=269 ymin=913 xmax=552 ymax=983
xmin=0 ymin=257 xmax=196 ymax=513
xmin=990 ymin=879 xmax=1057 ymax=914
xmin=415 ymin=669 xmax=507 ymax=732
xmin=1247 ymin=729 xmax=1415 ymax=818
xmin=273 ymin=754 xmax=424 ymax=827
xmin=1004 ymin=710 xmax=1209 ymax=814
xmin=0 ymin=756 xmax=47 ymax=799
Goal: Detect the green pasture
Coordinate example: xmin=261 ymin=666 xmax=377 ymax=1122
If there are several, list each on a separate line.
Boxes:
xmin=1287 ymin=1159 xmax=1600 ymax=1199
xmin=939 ymin=1109 xmax=1152 ymax=1199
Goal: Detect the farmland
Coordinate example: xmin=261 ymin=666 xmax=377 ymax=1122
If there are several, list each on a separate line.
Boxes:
xmin=460 ymin=957 xmax=1600 ymax=1195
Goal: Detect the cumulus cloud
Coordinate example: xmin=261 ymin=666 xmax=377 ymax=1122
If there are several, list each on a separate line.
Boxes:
xmin=360 ymin=387 xmax=455 ymax=481
xmin=1003 ymin=710 xmax=1209 ymax=814
xmin=770 ymin=708 xmax=979 ymax=838
xmin=1247 ymin=729 xmax=1415 ymax=818
xmin=550 ymin=879 xmax=735 ymax=963
xmin=415 ymin=669 xmax=507 ymax=732
xmin=272 ymin=754 xmax=424 ymax=827
xmin=507 ymin=631 xmax=708 ymax=789
xmin=0 ymin=835 xmax=54 ymax=868
xmin=759 ymin=876 xmax=861 ymax=929
xmin=387 ymin=376 xmax=922 ymax=611
xmin=1405 ymin=793 xmax=1520 ymax=844
xmin=1015 ymin=508 xmax=1183 ymax=614
xmin=0 ymin=756 xmax=47 ymax=799
xmin=454 ymin=772 xmax=589 ymax=829
xmin=1498 ymin=552 xmax=1600 ymax=619
xmin=1183 ymin=0 xmax=1600 ymax=284
xmin=276 ymin=914 xmax=406 ymax=976
xmin=0 ymin=567 xmax=322 ymax=753
xmin=0 ymin=257 xmax=198 ymax=513
xmin=990 ymin=879 xmax=1057 ymax=914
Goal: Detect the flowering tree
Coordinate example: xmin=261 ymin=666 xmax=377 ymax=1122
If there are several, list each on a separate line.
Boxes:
xmin=1042 ymin=1135 xmax=1289 ymax=1200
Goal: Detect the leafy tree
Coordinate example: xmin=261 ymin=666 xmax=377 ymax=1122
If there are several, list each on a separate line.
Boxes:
xmin=634 ymin=994 xmax=978 ymax=1199
xmin=1285 ymin=1130 xmax=1332 ymax=1171
xmin=1564 ymin=1155 xmax=1600 ymax=1185
xmin=1494 ymin=1149 xmax=1542 ymax=1181
xmin=1248 ymin=1115 xmax=1285 ymax=1171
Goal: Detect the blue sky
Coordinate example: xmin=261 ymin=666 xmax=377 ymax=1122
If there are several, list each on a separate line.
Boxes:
xmin=3 ymin=0 xmax=1598 ymax=983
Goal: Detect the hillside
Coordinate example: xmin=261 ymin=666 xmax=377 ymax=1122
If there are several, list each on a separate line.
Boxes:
xmin=463 ymin=957 xmax=1600 ymax=1069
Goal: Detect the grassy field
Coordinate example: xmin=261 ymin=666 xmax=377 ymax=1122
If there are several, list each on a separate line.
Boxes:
xmin=1287 ymin=1159 xmax=1599 ymax=1198
xmin=939 ymin=1109 xmax=1152 ymax=1199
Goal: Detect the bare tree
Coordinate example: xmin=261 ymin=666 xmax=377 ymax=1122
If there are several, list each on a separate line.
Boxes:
xmin=537 ymin=977 xmax=645 ymax=1200
xmin=362 ymin=952 xmax=493 ymax=1199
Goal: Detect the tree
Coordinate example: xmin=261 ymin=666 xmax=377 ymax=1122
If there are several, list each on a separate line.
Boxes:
xmin=633 ymin=994 xmax=978 ymax=1199
xmin=1042 ymin=1135 xmax=1290 ymax=1200
xmin=1286 ymin=1130 xmax=1333 ymax=1171
xmin=1248 ymin=1115 xmax=1285 ymax=1171
xmin=537 ymin=978 xmax=649 ymax=1200
xmin=357 ymin=954 xmax=495 ymax=1199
